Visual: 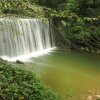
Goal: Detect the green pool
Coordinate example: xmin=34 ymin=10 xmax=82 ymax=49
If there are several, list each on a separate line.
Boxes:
xmin=16 ymin=50 xmax=100 ymax=99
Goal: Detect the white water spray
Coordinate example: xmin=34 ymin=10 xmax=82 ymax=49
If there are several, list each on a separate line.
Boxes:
xmin=0 ymin=18 xmax=55 ymax=61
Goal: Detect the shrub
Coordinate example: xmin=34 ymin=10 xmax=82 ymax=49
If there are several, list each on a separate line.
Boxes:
xmin=0 ymin=62 xmax=59 ymax=100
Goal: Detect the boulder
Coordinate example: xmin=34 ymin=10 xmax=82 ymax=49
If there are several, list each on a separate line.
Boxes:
xmin=16 ymin=60 xmax=24 ymax=64
xmin=0 ymin=57 xmax=4 ymax=62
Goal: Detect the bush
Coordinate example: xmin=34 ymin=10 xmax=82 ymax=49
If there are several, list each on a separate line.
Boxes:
xmin=0 ymin=62 xmax=59 ymax=100
xmin=0 ymin=0 xmax=45 ymax=18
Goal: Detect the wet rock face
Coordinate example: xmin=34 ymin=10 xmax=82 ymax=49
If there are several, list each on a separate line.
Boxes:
xmin=16 ymin=60 xmax=24 ymax=64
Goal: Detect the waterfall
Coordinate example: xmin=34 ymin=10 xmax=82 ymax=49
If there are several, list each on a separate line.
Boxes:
xmin=0 ymin=18 xmax=55 ymax=61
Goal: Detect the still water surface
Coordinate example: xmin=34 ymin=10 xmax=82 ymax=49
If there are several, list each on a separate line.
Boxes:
xmin=17 ymin=50 xmax=100 ymax=99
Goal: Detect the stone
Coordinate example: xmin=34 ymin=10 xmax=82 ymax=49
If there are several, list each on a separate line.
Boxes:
xmin=16 ymin=60 xmax=24 ymax=64
xmin=87 ymin=95 xmax=93 ymax=100
xmin=0 ymin=57 xmax=4 ymax=62
xmin=86 ymin=95 xmax=100 ymax=100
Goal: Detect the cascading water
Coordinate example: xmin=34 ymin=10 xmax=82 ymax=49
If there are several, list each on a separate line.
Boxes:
xmin=0 ymin=18 xmax=55 ymax=61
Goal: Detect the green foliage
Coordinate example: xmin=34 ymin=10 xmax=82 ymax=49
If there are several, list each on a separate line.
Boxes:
xmin=49 ymin=0 xmax=100 ymax=53
xmin=54 ymin=13 xmax=100 ymax=52
xmin=57 ymin=0 xmax=79 ymax=14
xmin=33 ymin=0 xmax=67 ymax=8
xmin=0 ymin=0 xmax=45 ymax=18
xmin=77 ymin=0 xmax=100 ymax=16
xmin=0 ymin=63 xmax=59 ymax=100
